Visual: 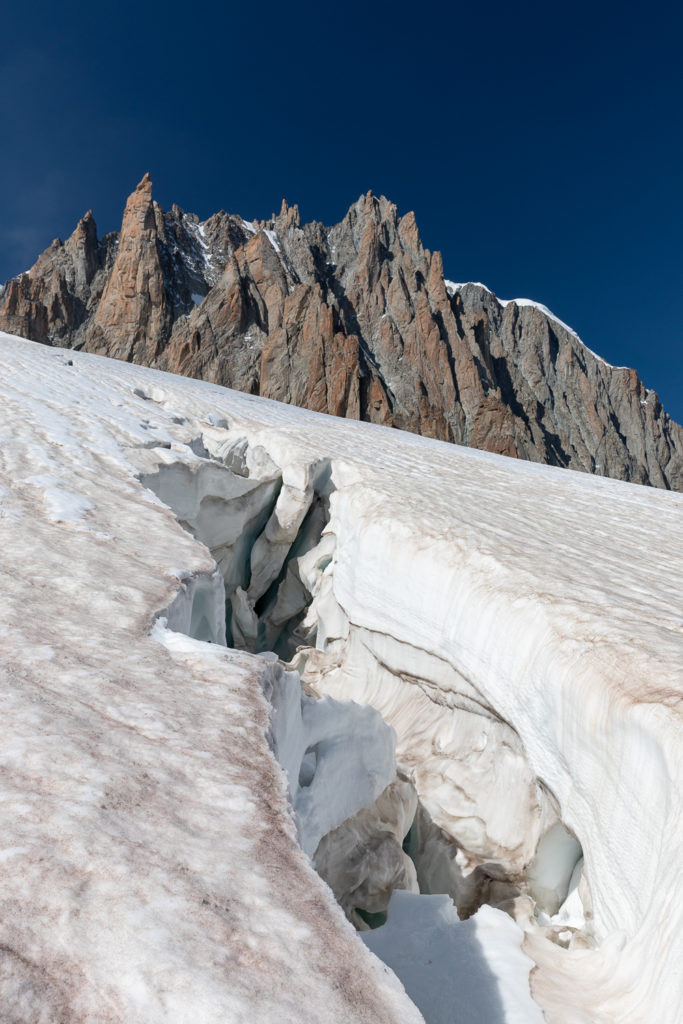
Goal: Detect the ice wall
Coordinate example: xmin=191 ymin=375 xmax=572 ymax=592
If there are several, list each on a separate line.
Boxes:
xmin=147 ymin=438 xmax=585 ymax=915
xmin=157 ymin=489 xmax=420 ymax=930
xmin=150 ymin=450 xmax=551 ymax=1024
xmin=308 ymin=484 xmax=680 ymax=1021
xmin=162 ymin=566 xmax=227 ymax=645
xmin=139 ymin=416 xmax=680 ymax=1023
xmin=142 ymin=432 xmax=594 ymax=1022
xmin=259 ymin=661 xmax=398 ymax=859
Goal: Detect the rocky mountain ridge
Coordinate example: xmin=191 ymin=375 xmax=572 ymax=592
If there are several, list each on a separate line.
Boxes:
xmin=2 ymin=173 xmax=682 ymax=489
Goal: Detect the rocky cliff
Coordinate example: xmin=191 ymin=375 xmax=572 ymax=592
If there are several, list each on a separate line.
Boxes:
xmin=2 ymin=173 xmax=681 ymax=489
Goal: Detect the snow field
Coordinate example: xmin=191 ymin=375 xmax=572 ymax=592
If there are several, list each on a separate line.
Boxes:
xmin=1 ymin=332 xmax=681 ymax=1022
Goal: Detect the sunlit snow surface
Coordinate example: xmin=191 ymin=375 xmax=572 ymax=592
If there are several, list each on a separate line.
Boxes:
xmin=363 ymin=894 xmax=544 ymax=1024
xmin=0 ymin=333 xmax=681 ymax=1022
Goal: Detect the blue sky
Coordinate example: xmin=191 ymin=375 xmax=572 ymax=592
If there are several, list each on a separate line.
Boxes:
xmin=2 ymin=0 xmax=681 ymax=423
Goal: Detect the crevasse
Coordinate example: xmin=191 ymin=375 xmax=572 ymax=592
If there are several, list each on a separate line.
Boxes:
xmin=143 ymin=424 xmax=590 ymax=1023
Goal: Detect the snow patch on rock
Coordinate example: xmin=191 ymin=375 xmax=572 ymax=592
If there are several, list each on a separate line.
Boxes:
xmin=445 ymin=280 xmax=620 ymax=367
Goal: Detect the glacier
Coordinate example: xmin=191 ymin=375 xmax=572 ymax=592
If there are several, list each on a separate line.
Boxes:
xmin=0 ymin=331 xmax=681 ymax=1022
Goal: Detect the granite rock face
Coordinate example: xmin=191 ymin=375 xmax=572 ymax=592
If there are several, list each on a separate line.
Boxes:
xmin=2 ymin=176 xmax=681 ymax=489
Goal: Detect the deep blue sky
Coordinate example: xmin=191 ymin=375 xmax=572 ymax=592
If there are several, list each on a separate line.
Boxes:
xmin=2 ymin=1 xmax=681 ymax=422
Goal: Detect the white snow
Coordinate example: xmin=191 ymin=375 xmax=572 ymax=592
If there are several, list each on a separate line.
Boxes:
xmin=240 ymin=218 xmax=256 ymax=234
xmin=191 ymin=292 xmax=204 ymax=306
xmin=182 ymin=217 xmax=225 ymax=289
xmin=501 ymin=296 xmax=627 ymax=367
xmin=264 ymin=228 xmax=281 ymax=254
xmin=525 ymin=822 xmax=583 ymax=918
xmin=363 ymin=893 xmax=545 ymax=1024
xmin=25 ymin=472 xmax=95 ymax=522
xmin=263 ymin=666 xmax=396 ymax=857
xmin=444 ymin=279 xmax=490 ymax=295
xmin=496 ymin=295 xmax=579 ymax=336
xmin=161 ymin=566 xmax=227 ymax=645
xmin=0 ymin=331 xmax=681 ymax=1022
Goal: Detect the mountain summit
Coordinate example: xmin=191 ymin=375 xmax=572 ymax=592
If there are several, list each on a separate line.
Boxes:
xmin=2 ymin=175 xmax=681 ymax=489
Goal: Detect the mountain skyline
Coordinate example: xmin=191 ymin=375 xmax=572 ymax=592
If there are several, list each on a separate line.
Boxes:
xmin=2 ymin=4 xmax=682 ymax=1021
xmin=1 ymin=1 xmax=681 ymax=423
xmin=3 ymin=174 xmax=681 ymax=490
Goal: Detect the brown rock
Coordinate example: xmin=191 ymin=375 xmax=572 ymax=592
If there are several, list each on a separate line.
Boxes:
xmin=1 ymin=177 xmax=681 ymax=490
xmin=86 ymin=174 xmax=171 ymax=361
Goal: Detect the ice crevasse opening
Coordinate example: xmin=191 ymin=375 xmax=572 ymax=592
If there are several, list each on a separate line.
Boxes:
xmin=138 ymin=420 xmax=591 ymax=1023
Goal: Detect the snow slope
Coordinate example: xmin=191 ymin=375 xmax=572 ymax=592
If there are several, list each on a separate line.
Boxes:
xmin=0 ymin=336 xmax=422 ymax=1024
xmin=0 ymin=332 xmax=681 ymax=1022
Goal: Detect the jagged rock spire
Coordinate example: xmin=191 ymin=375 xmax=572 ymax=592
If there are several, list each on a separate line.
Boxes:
xmin=0 ymin=181 xmax=681 ymax=489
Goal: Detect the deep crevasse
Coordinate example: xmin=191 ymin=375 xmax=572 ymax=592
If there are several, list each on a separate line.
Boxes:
xmin=146 ymin=430 xmax=587 ymax=1024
